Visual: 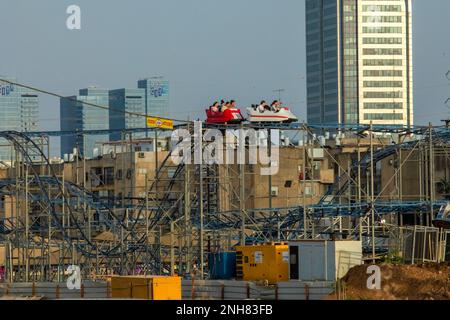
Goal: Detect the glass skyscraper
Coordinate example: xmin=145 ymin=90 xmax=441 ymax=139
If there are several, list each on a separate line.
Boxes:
xmin=0 ymin=77 xmax=39 ymax=161
xmin=305 ymin=0 xmax=413 ymax=127
xmin=109 ymin=88 xmax=146 ymax=141
xmin=60 ymin=88 xmax=109 ymax=158
xmin=137 ymin=78 xmax=170 ymax=119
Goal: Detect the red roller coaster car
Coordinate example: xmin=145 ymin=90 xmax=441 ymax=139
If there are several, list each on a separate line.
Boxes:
xmin=205 ymin=108 xmax=245 ymax=124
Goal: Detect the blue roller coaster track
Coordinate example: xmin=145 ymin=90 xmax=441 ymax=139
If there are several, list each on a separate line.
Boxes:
xmin=0 ymin=123 xmax=448 ymax=276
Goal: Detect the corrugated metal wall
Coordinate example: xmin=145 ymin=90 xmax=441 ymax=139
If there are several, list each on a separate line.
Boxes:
xmin=0 ymin=280 xmax=335 ymax=300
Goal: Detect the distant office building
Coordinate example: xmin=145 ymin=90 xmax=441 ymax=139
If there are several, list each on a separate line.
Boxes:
xmin=60 ymin=88 xmax=109 ymax=158
xmin=137 ymin=78 xmax=170 ymax=119
xmin=0 ymin=77 xmax=39 ymax=160
xmin=109 ymin=88 xmax=146 ymax=141
xmin=305 ymin=0 xmax=413 ymax=127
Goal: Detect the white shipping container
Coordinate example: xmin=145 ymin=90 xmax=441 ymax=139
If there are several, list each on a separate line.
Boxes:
xmin=288 ymin=240 xmax=362 ymax=281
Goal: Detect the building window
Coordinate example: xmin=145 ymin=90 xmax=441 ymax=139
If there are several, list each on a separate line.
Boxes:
xmin=90 ymin=167 xmax=103 ymax=187
xmin=363 ymin=37 xmax=402 ymax=45
xmin=92 ymin=191 xmax=100 ymax=204
xmin=362 ymin=15 xmax=402 ymax=23
xmin=364 ymin=113 xmax=403 ymax=121
xmin=363 ymin=59 xmax=402 ymax=66
xmin=0 ymin=196 xmax=4 ymax=211
xmin=362 ymin=5 xmax=402 ymax=13
xmin=363 ymin=48 xmax=402 ymax=56
xmin=364 ymin=103 xmax=403 ymax=110
xmin=364 ymin=91 xmax=403 ymax=99
xmin=126 ymin=169 xmax=133 ymax=180
xmin=104 ymin=167 xmax=114 ymax=185
xmin=363 ymin=81 xmax=403 ymax=88
xmin=363 ymin=26 xmax=402 ymax=34
xmin=363 ymin=70 xmax=403 ymax=77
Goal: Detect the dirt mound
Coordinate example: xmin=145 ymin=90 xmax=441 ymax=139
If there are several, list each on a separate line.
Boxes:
xmin=338 ymin=263 xmax=450 ymax=300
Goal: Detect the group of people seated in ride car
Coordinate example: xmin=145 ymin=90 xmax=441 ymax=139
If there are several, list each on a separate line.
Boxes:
xmin=209 ymin=100 xmax=237 ymax=113
xmin=252 ymin=100 xmax=282 ymax=113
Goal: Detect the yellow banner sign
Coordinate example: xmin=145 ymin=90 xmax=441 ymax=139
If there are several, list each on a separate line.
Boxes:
xmin=146 ymin=117 xmax=174 ymax=130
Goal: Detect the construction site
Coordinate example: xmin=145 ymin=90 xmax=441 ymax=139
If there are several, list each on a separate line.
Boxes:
xmin=0 ymin=120 xmax=448 ymax=300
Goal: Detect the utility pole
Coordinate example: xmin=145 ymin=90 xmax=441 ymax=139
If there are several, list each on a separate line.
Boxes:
xmin=445 ymin=73 xmax=450 ymax=124
xmin=145 ymin=173 xmax=149 ymax=240
xmin=357 ymin=136 xmax=362 ymax=203
xmin=170 ymin=221 xmax=175 ymax=275
xmin=199 ymin=133 xmax=205 ymax=279
xmin=302 ymin=125 xmax=308 ymax=239
xmin=429 ymin=123 xmax=434 ymax=225
xmin=398 ymin=134 xmax=403 ymax=227
xmin=154 ymin=130 xmax=158 ymax=197
xmin=121 ymin=131 xmax=125 ymax=212
xmin=83 ymin=134 xmax=89 ymax=242
xmin=370 ymin=122 xmax=376 ymax=263
xmin=25 ymin=164 xmax=29 ymax=282
xmin=184 ymin=163 xmax=191 ymax=275
xmin=184 ymin=123 xmax=191 ymax=275
xmin=268 ymin=129 xmax=272 ymax=209
xmin=239 ymin=123 xmax=246 ymax=246
xmin=130 ymin=132 xmax=134 ymax=209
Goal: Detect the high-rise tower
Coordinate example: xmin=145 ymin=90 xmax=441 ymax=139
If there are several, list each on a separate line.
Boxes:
xmin=0 ymin=78 xmax=39 ymax=160
xmin=306 ymin=0 xmax=413 ymax=127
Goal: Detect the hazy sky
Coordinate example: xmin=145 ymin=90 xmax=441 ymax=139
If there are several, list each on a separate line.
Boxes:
xmin=1 ymin=0 xmax=449 ymax=135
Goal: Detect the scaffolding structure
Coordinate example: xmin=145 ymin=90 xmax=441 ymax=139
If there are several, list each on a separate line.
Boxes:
xmin=0 ymin=122 xmax=449 ymax=282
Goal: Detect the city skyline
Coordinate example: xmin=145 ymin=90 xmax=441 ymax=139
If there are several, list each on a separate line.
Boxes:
xmin=0 ymin=1 xmax=449 ymax=157
xmin=0 ymin=1 xmax=449 ymax=301
xmin=60 ymin=87 xmax=110 ymax=158
xmin=60 ymin=78 xmax=170 ymax=157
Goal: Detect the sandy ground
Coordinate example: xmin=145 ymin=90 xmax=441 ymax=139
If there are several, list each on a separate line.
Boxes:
xmin=330 ymin=263 xmax=450 ymax=300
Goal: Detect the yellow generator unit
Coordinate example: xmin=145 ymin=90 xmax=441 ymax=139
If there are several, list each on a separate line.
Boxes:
xmin=110 ymin=275 xmax=181 ymax=300
xmin=235 ymin=243 xmax=289 ymax=284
